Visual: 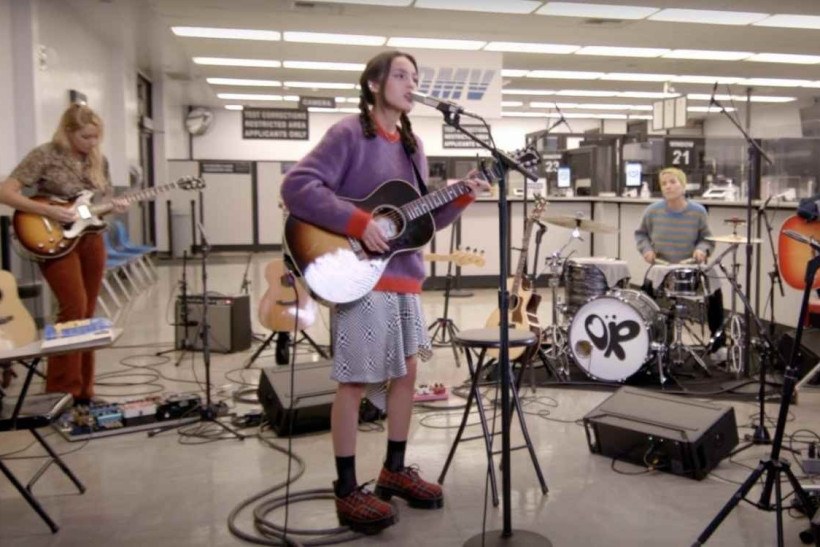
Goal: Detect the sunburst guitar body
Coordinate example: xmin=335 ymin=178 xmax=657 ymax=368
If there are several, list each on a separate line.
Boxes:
xmin=779 ymin=214 xmax=820 ymax=290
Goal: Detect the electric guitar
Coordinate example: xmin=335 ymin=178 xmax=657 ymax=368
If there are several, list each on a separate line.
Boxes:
xmin=285 ymin=146 xmax=541 ymax=304
xmin=0 ymin=270 xmax=37 ymax=352
xmin=483 ymin=195 xmax=549 ymax=360
xmin=257 ymin=257 xmax=318 ymax=332
xmin=13 ymin=176 xmax=205 ymax=260
xmin=778 ymin=214 xmax=820 ymax=289
xmin=423 ymin=248 xmax=486 ymax=268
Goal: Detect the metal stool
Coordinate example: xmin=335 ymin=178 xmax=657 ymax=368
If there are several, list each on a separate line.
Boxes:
xmin=438 ymin=328 xmax=548 ymax=506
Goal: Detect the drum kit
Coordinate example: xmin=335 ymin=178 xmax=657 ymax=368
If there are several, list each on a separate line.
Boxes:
xmin=535 ymin=213 xmax=762 ymax=385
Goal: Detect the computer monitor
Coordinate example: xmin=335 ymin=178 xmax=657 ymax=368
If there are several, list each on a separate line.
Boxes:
xmin=557 ymin=166 xmax=571 ymax=188
xmin=625 ymin=162 xmax=642 ymax=187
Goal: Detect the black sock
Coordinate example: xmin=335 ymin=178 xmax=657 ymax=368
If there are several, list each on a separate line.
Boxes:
xmin=334 ymin=456 xmax=357 ymax=497
xmin=384 ymin=439 xmax=407 ymax=472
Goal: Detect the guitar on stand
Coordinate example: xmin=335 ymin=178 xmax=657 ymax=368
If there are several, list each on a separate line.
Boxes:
xmin=0 ymin=270 xmax=37 ymax=388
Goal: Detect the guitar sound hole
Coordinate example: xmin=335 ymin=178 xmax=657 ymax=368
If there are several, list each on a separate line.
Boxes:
xmin=373 ymin=207 xmax=403 ymax=240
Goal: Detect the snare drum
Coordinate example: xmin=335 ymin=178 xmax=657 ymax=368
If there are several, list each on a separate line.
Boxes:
xmin=564 ymin=258 xmax=629 ymax=317
xmin=662 ymin=267 xmax=705 ymax=298
xmin=568 ymin=289 xmax=663 ymax=382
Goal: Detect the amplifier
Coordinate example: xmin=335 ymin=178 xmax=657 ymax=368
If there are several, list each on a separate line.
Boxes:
xmin=583 ymin=387 xmax=738 ymax=480
xmin=257 ymin=360 xmax=336 ymax=436
xmin=175 ymin=294 xmax=251 ymax=353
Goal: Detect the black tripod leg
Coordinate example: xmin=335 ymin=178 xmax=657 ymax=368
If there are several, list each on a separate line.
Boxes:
xmin=693 ymin=461 xmax=767 ymax=546
xmin=297 ymin=330 xmax=329 ymax=359
xmin=244 ymin=332 xmax=276 ymax=369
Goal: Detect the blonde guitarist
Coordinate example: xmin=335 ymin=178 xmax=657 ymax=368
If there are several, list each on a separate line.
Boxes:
xmin=484 ymin=196 xmax=548 ymax=359
xmin=0 ymin=104 xmax=127 ymax=406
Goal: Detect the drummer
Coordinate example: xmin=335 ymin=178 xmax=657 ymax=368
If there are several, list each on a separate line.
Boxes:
xmin=634 ymin=167 xmax=726 ymax=359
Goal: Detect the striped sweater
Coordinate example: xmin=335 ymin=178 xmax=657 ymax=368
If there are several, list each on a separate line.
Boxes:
xmin=634 ymin=200 xmax=714 ymax=264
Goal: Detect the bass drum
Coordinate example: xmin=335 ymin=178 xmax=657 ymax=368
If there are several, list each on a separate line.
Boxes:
xmin=568 ymin=289 xmax=663 ymax=382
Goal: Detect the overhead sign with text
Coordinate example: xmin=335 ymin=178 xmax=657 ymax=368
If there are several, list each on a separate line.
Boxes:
xmin=442 ymin=124 xmax=492 ymax=149
xmin=242 ymin=108 xmax=309 ymax=140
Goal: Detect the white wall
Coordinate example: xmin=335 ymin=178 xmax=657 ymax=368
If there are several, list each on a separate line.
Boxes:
xmin=0 ymin=0 xmax=17 ymax=179
xmin=704 ymin=101 xmax=806 ymax=139
xmin=192 ymin=110 xmax=600 ymax=161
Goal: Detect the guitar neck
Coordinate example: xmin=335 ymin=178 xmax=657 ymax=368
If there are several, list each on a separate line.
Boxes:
xmin=402 ymin=180 xmax=471 ymax=220
xmin=511 ymin=221 xmax=535 ymax=295
xmin=88 ymin=182 xmax=182 ymax=217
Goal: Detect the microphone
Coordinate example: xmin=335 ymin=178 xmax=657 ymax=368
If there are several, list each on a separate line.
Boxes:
xmin=410 ymin=90 xmax=467 ymax=117
xmin=709 ymin=81 xmax=718 ymax=107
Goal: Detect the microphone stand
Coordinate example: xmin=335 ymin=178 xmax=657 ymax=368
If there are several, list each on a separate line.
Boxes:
xmin=438 ymin=108 xmax=550 ymax=547
xmin=710 ymin=94 xmax=778 ymax=449
xmin=239 ymin=251 xmax=253 ymax=296
xmin=156 ymin=250 xmax=195 ymax=367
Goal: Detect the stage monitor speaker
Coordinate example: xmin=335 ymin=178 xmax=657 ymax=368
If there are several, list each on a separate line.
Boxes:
xmin=257 ymin=360 xmax=335 ymax=436
xmin=583 ymin=387 xmax=738 ymax=480
xmin=175 ymin=294 xmax=251 ymax=353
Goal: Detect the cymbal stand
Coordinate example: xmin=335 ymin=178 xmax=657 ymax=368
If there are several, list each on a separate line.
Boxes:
xmin=663 ymin=294 xmax=711 ymax=376
xmin=539 ymin=236 xmax=574 ymax=382
xmin=427 ymin=225 xmax=464 ymax=367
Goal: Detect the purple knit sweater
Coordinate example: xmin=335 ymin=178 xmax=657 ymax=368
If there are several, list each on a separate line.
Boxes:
xmin=280 ymin=115 xmax=473 ymax=293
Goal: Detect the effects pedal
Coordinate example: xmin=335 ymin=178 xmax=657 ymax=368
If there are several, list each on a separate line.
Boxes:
xmin=414 ymin=383 xmax=448 ymax=403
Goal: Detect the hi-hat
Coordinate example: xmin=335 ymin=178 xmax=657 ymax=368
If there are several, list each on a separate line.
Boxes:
xmin=707 ymin=234 xmax=762 ymax=245
xmin=542 ymin=215 xmax=618 ymax=234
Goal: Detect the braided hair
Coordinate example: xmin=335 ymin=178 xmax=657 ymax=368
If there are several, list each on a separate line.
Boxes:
xmin=357 ymin=50 xmax=418 ymax=154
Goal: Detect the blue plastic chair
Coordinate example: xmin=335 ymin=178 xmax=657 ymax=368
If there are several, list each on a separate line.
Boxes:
xmin=111 ymin=220 xmax=158 ymax=280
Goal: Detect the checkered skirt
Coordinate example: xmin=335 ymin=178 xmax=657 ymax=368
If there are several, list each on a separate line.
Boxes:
xmin=332 ymin=292 xmax=432 ymax=408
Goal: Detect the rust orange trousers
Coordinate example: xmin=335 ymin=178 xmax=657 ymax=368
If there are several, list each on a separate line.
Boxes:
xmin=39 ymin=233 xmax=106 ymax=399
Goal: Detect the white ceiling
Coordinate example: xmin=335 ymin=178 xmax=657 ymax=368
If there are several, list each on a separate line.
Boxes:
xmin=126 ymin=1 xmax=820 ymax=118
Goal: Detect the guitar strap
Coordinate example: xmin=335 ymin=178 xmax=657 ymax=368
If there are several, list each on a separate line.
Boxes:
xmin=404 ymin=148 xmax=429 ymax=197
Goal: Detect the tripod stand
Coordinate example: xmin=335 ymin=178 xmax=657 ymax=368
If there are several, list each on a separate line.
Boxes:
xmin=693 ymin=237 xmax=819 ymax=547
xmin=157 ymin=250 xmax=195 ymax=367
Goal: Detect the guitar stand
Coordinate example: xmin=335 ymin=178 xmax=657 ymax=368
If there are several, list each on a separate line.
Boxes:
xmin=243 ymin=329 xmax=329 ymax=369
xmin=428 ymin=226 xmax=465 ymax=367
xmin=156 ymin=250 xmax=195 ymax=367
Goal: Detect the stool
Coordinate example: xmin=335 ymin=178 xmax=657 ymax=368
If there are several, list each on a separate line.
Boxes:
xmin=437 ymin=328 xmax=548 ymax=506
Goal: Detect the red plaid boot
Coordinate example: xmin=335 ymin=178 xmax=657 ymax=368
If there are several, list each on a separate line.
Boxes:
xmin=335 ymin=481 xmax=397 ymax=535
xmin=375 ymin=465 xmax=444 ymax=509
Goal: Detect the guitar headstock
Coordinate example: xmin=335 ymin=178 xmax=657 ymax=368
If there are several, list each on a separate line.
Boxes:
xmin=177 ymin=176 xmax=206 ymax=191
xmin=452 ymin=247 xmax=486 ymax=267
xmin=528 ymin=195 xmax=548 ymax=221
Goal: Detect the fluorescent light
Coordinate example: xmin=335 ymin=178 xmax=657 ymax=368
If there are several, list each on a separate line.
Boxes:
xmin=739 ymin=77 xmax=814 ymax=87
xmin=532 ymin=102 xmax=651 ymax=111
xmin=485 ymin=42 xmax=579 ymax=54
xmin=686 ymin=93 xmax=796 ymax=103
xmin=555 ymin=89 xmax=618 ymax=97
xmin=283 ymin=32 xmax=385 ymax=46
xmin=745 ymin=53 xmax=820 ymax=65
xmin=501 ymin=101 xmax=524 ymax=107
xmin=602 ymin=73 xmax=673 ymax=82
xmin=670 ymin=75 xmax=742 ymax=84
xmin=387 ymin=37 xmax=486 ymax=50
xmin=754 ymin=14 xmax=820 ymax=30
xmin=283 ymin=61 xmax=365 ymax=71
xmin=501 ymin=69 xmax=530 ymax=77
xmin=194 ymin=57 xmax=281 ymax=68
xmin=594 ymin=114 xmax=628 ymax=119
xmin=501 ymin=111 xmax=550 ymax=117
xmin=217 ymin=93 xmax=284 ymax=101
xmin=618 ymin=91 xmax=679 ymax=98
xmin=648 ymin=9 xmax=768 ymax=25
xmin=335 ymin=97 xmax=361 ymax=103
xmin=501 ymin=89 xmax=556 ymax=96
xmin=283 ymin=96 xmax=300 ymax=102
xmin=283 ymin=81 xmax=357 ymax=89
xmin=688 ymin=106 xmax=736 ymax=113
xmin=528 ymin=70 xmax=604 ymax=79
xmin=171 ymin=26 xmax=280 ymax=41
xmin=576 ymin=46 xmax=668 ymax=58
xmin=224 ymin=105 xmax=244 ymax=111
xmin=535 ymin=2 xmax=658 ymax=20
xmin=415 ymin=0 xmax=541 ymax=14
xmin=306 ymin=0 xmax=411 ymax=5
xmin=207 ymin=78 xmax=281 ymax=87
xmin=529 ymin=102 xmax=560 ymax=108
xmin=629 ymin=115 xmax=653 ymax=120
xmin=663 ymin=50 xmax=752 ymax=61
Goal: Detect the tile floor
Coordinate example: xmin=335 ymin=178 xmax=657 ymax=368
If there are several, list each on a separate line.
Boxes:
xmin=2 ymin=252 xmax=820 ymax=546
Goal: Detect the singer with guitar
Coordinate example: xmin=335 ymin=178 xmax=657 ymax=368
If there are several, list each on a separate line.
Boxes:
xmin=280 ymin=51 xmax=489 ymax=535
xmin=0 ymin=104 xmax=128 ymax=405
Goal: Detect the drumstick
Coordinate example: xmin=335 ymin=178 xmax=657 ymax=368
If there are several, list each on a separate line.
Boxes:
xmin=654 ymin=258 xmax=670 ymax=265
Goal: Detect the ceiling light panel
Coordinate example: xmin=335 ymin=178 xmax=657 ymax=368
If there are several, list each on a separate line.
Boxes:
xmin=689 ymin=106 xmax=736 ymax=112
xmin=485 ymin=42 xmax=579 ymax=54
xmin=528 ymin=70 xmax=604 ymax=79
xmin=194 ymin=57 xmax=281 ymax=68
xmin=501 ymin=69 xmax=530 ymax=77
xmin=576 ymin=46 xmax=669 ymax=58
xmin=310 ymin=0 xmax=412 ymax=5
xmin=283 ymin=32 xmax=386 ymax=46
xmin=669 ymin=75 xmax=742 ymax=84
xmin=414 ymin=0 xmax=542 ymax=14
xmin=387 ymin=37 xmax=486 ymax=50
xmin=501 ymin=111 xmax=552 ymax=117
xmin=687 ymin=93 xmax=796 ymax=103
xmin=224 ymin=105 xmax=244 ymax=110
xmin=745 ymin=53 xmax=820 ymax=64
xmin=754 ymin=14 xmax=820 ymax=30
xmin=648 ymin=9 xmax=768 ymax=25
xmin=283 ymin=81 xmax=357 ymax=89
xmin=663 ymin=50 xmax=752 ymax=61
xmin=536 ymin=2 xmax=659 ymax=20
xmin=501 ymin=89 xmax=557 ymax=95
xmin=283 ymin=61 xmax=365 ymax=71
xmin=601 ymin=73 xmax=673 ymax=82
xmin=217 ymin=93 xmax=284 ymax=100
xmin=618 ymin=91 xmax=679 ymax=98
xmin=740 ymin=77 xmax=815 ymax=87
xmin=172 ymin=27 xmax=280 ymax=41
xmin=207 ymin=78 xmax=281 ymax=87
xmin=555 ymin=89 xmax=618 ymax=97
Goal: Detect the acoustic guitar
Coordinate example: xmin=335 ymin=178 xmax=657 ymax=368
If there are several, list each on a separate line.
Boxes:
xmin=285 ymin=146 xmax=540 ymax=304
xmin=423 ymin=248 xmax=486 ymax=268
xmin=0 ymin=270 xmax=37 ymax=351
xmin=483 ymin=196 xmax=549 ymax=360
xmin=13 ymin=176 xmax=205 ymax=260
xmin=257 ymin=258 xmax=318 ymax=332
xmin=778 ymin=214 xmax=820 ymax=290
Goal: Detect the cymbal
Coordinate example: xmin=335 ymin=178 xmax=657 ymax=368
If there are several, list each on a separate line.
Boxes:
xmin=706 ymin=234 xmax=762 ymax=245
xmin=541 ymin=215 xmax=618 ymax=234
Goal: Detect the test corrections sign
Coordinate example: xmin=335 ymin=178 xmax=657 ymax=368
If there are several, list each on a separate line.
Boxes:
xmin=243 ymin=108 xmax=309 ymax=140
